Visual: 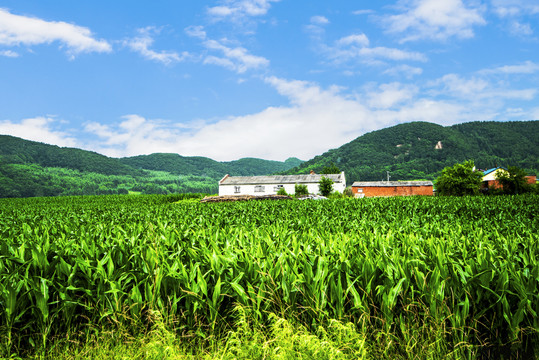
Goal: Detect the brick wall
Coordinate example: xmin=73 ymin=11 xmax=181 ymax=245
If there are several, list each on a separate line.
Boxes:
xmin=352 ymin=185 xmax=433 ymax=197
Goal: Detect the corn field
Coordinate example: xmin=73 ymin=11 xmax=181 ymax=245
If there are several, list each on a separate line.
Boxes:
xmin=0 ymin=194 xmax=538 ymax=358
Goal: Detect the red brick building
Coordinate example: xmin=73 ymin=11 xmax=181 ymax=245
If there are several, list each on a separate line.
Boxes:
xmin=351 ymin=181 xmax=434 ymax=198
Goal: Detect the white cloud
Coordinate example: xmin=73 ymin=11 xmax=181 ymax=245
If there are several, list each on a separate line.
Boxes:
xmin=185 ymin=25 xmax=207 ymax=40
xmin=508 ymin=21 xmax=533 ymax=36
xmin=82 ymin=77 xmax=509 ymax=161
xmin=383 ymin=64 xmax=423 ymax=78
xmin=207 ymin=0 xmax=280 ymax=21
xmin=352 ymin=10 xmax=375 ymax=15
xmin=0 ymin=117 xmax=77 ymax=147
xmin=310 ymin=16 xmax=330 ymax=25
xmin=336 ymin=34 xmax=369 ymax=47
xmin=0 ymin=8 xmax=111 ymax=57
xmin=429 ymin=73 xmax=536 ymax=101
xmin=382 ymin=0 xmax=486 ymax=42
xmin=434 ymin=74 xmax=489 ymax=97
xmin=491 ymin=1 xmax=538 ymax=36
xmin=480 ymin=61 xmax=539 ymax=75
xmin=186 ymin=27 xmax=269 ymax=73
xmin=491 ymin=0 xmax=539 ymax=17
xmin=85 ymin=115 xmax=183 ymax=157
xmin=314 ymin=32 xmax=427 ymax=65
xmin=125 ymin=27 xmax=188 ymax=65
xmin=0 ymin=49 xmax=18 ymax=57
xmin=306 ymin=23 xmax=427 ymax=67
xmin=365 ymin=83 xmax=419 ymax=109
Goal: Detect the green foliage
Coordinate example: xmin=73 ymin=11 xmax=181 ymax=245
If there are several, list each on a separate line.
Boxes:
xmin=435 ymin=160 xmax=483 ymax=196
xmin=294 ymin=184 xmax=309 ymax=196
xmin=0 ymin=136 xmax=303 ymax=198
xmin=277 ymin=187 xmax=288 ymax=196
xmin=318 ymin=176 xmax=333 ymax=196
xmin=0 ymin=195 xmax=538 ymax=358
xmin=495 ymin=166 xmax=533 ymax=195
xmin=321 ymin=163 xmax=340 ymax=174
xmin=283 ymin=121 xmax=539 ymax=183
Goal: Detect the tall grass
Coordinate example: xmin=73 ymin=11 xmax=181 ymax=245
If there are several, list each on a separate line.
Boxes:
xmin=0 ymin=194 xmax=537 ymax=358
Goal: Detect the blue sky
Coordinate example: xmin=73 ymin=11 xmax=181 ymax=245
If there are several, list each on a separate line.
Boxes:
xmin=0 ymin=0 xmax=538 ymax=161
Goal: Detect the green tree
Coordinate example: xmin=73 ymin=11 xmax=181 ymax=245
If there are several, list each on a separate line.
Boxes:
xmin=294 ymin=183 xmax=308 ymax=196
xmin=319 ymin=176 xmax=334 ymax=197
xmin=322 ymin=163 xmax=340 ymax=174
xmin=277 ymin=187 xmax=288 ymax=196
xmin=495 ymin=166 xmax=532 ymax=194
xmin=435 ymin=160 xmax=483 ymax=196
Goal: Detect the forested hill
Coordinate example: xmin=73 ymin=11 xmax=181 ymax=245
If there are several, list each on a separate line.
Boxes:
xmin=120 ymin=154 xmax=302 ymax=179
xmin=0 ymin=135 xmax=141 ymax=176
xmin=284 ymin=121 xmax=539 ymax=182
xmin=0 ymin=135 xmax=302 ymax=197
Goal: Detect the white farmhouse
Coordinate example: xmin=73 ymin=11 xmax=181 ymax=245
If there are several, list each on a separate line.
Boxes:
xmin=218 ymin=172 xmax=346 ymax=196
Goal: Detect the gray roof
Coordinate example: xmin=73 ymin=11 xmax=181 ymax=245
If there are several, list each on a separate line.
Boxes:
xmin=220 ymin=173 xmax=344 ymax=185
xmin=352 ymin=181 xmax=433 ymax=187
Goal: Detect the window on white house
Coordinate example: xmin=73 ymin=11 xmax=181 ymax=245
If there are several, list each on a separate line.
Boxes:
xmin=234 ymin=186 xmax=241 ymax=193
xmin=274 ymin=185 xmax=284 ymax=192
xmin=254 ymin=185 xmax=265 ymax=193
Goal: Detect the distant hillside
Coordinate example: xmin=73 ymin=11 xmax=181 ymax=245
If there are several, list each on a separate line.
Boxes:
xmin=120 ymin=154 xmax=302 ymax=179
xmin=0 ymin=136 xmax=302 ymax=198
xmin=284 ymin=121 xmax=539 ymax=183
xmin=0 ymin=135 xmax=141 ymax=176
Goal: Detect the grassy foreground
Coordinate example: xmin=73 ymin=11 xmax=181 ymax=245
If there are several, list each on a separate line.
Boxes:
xmin=0 ymin=194 xmax=538 ymax=359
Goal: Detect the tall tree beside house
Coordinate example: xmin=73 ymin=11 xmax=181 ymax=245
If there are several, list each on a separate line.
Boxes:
xmin=319 ymin=176 xmax=334 ymax=197
xmin=435 ymin=160 xmax=483 ymax=196
xmin=495 ymin=166 xmax=533 ymax=195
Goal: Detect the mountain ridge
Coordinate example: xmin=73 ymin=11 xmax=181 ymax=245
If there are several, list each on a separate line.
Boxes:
xmin=283 ymin=120 xmax=538 ymax=182
xmin=1 ymin=120 xmax=537 ymax=197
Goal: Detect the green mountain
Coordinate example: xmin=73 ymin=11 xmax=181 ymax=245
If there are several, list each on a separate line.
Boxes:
xmin=0 ymin=135 xmax=302 ymax=198
xmin=120 ymin=153 xmax=302 ymax=178
xmin=0 ymin=135 xmax=141 ymax=176
xmin=1 ymin=120 xmax=537 ymax=198
xmin=284 ymin=121 xmax=539 ymax=183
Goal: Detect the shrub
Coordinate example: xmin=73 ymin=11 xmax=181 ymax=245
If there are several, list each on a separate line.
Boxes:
xmin=294 ymin=184 xmax=309 ymax=197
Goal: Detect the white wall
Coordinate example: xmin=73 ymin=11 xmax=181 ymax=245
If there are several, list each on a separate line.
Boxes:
xmin=482 ymin=169 xmax=507 ymax=181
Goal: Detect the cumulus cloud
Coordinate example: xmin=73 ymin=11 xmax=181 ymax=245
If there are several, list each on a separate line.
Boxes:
xmin=326 ymin=33 xmax=427 ymax=64
xmin=83 ymin=75 xmax=521 ymax=161
xmin=382 ymin=0 xmax=486 ymax=42
xmin=207 ymin=0 xmax=280 ymax=21
xmin=0 ymin=117 xmax=77 ymax=147
xmin=365 ymin=83 xmax=419 ymax=109
xmin=491 ymin=0 xmax=538 ymax=36
xmin=429 ymin=73 xmax=536 ymax=101
xmin=0 ymin=8 xmax=111 ymax=57
xmin=310 ymin=15 xmax=330 ymax=25
xmin=305 ymin=17 xmax=427 ymax=67
xmin=124 ymin=27 xmax=188 ymax=65
xmin=186 ymin=26 xmax=269 ymax=73
xmin=84 ymin=115 xmax=184 ymax=157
